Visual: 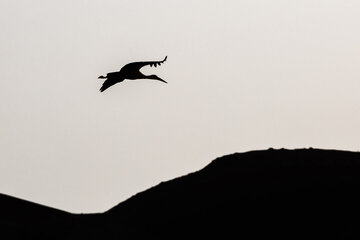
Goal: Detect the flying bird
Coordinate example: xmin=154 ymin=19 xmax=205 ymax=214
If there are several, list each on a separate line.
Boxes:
xmin=98 ymin=56 xmax=168 ymax=92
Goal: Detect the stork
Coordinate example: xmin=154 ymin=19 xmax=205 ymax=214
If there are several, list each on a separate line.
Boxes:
xmin=98 ymin=56 xmax=167 ymax=92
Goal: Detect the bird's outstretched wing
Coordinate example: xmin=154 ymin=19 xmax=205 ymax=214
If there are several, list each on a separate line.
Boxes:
xmin=100 ymin=78 xmax=119 ymax=92
xmin=121 ymin=56 xmax=167 ymax=72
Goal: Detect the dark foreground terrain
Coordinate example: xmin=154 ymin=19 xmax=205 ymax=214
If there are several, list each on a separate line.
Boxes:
xmin=2 ymin=148 xmax=360 ymax=239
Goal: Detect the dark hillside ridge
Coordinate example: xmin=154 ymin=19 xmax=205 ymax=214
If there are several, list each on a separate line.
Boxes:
xmin=0 ymin=193 xmax=70 ymax=219
xmin=2 ymin=148 xmax=360 ymax=239
xmin=0 ymin=193 xmax=74 ymax=239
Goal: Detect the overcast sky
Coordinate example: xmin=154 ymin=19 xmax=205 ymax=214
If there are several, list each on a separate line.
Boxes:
xmin=1 ymin=0 xmax=360 ymax=213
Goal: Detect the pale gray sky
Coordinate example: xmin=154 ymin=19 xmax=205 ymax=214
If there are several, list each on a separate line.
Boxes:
xmin=1 ymin=0 xmax=360 ymax=213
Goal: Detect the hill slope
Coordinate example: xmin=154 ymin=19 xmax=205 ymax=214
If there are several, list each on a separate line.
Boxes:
xmin=101 ymin=148 xmax=360 ymax=239
xmin=0 ymin=193 xmax=74 ymax=239
xmin=2 ymin=148 xmax=360 ymax=239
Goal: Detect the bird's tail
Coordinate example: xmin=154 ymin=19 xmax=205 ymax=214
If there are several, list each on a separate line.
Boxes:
xmin=98 ymin=75 xmax=106 ymax=79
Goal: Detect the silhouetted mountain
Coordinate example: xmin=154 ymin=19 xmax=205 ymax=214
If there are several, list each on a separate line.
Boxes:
xmin=2 ymin=148 xmax=360 ymax=239
xmin=0 ymin=193 xmax=74 ymax=239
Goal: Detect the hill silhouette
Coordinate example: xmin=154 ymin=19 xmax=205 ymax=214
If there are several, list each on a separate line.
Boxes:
xmin=0 ymin=193 xmax=74 ymax=239
xmin=2 ymin=148 xmax=360 ymax=239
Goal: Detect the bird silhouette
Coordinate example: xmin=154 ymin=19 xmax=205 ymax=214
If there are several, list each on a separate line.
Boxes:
xmin=98 ymin=56 xmax=168 ymax=92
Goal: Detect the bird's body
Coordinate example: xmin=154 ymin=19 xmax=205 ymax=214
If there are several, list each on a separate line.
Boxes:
xmin=98 ymin=56 xmax=167 ymax=92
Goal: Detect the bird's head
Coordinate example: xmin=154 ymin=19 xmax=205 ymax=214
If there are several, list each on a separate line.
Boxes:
xmin=148 ymin=74 xmax=168 ymax=83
